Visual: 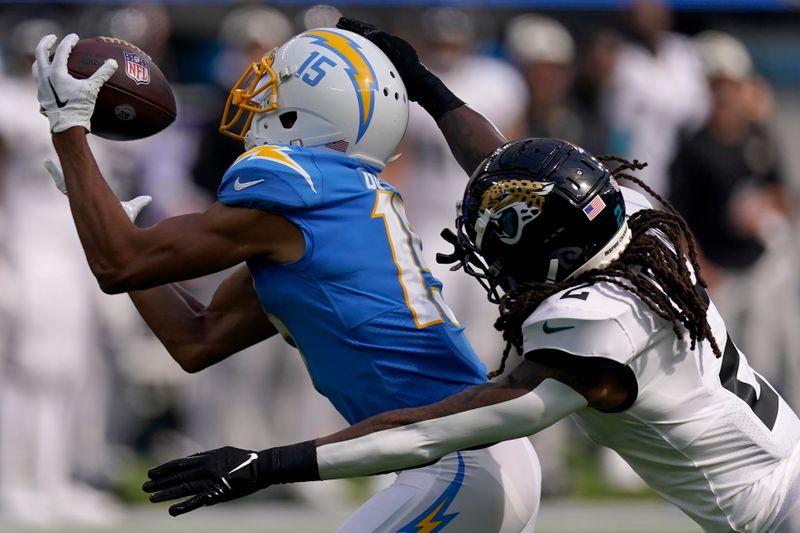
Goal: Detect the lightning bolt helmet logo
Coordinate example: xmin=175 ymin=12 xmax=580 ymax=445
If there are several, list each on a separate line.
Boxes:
xmin=301 ymin=30 xmax=378 ymax=143
xmin=220 ymin=27 xmax=408 ymax=169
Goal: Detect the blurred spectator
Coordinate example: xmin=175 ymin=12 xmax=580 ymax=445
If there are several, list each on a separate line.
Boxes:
xmin=506 ymin=14 xmax=619 ymax=155
xmin=670 ymin=30 xmax=800 ymax=408
xmin=572 ymin=30 xmax=622 ymax=155
xmin=96 ymin=4 xmax=176 ymax=75
xmin=506 ymin=14 xmax=576 ymax=141
xmin=606 ymin=0 xmax=709 ymax=196
xmin=0 ymin=17 xmax=120 ymax=525
xmin=192 ymin=6 xmax=293 ymax=199
xmin=399 ymin=7 xmax=529 ymax=366
xmin=298 ymin=4 xmax=343 ymax=30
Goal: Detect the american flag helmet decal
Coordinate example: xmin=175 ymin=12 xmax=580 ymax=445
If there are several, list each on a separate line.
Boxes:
xmin=583 ymin=195 xmax=606 ymax=220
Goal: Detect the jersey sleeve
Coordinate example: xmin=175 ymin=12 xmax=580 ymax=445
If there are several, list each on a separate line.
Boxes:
xmin=217 ymin=147 xmax=323 ymax=213
xmin=520 ymin=282 xmax=662 ymax=365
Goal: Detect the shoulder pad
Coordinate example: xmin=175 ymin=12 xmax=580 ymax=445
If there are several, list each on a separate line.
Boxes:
xmin=521 ymin=282 xmax=663 ymax=365
xmin=218 ymin=145 xmax=321 ymax=211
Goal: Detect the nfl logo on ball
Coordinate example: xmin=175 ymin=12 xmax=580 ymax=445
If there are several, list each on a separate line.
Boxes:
xmin=123 ymin=51 xmax=150 ymax=85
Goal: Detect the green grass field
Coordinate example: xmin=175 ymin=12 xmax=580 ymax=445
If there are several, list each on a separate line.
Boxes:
xmin=0 ymin=499 xmax=701 ymax=533
xmin=0 ymin=445 xmax=702 ymax=532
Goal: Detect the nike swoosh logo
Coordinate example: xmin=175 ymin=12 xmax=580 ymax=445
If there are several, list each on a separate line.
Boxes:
xmin=49 ymin=80 xmax=68 ymax=108
xmin=227 ymin=452 xmax=258 ymax=475
xmin=542 ymin=321 xmax=575 ymax=334
xmin=233 ymin=177 xmax=264 ymax=191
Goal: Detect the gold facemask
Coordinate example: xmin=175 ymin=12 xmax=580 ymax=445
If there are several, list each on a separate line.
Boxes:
xmin=219 ymin=51 xmax=279 ymax=141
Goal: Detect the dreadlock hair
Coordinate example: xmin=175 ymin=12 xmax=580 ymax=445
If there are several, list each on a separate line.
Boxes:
xmin=488 ymin=156 xmax=721 ymax=379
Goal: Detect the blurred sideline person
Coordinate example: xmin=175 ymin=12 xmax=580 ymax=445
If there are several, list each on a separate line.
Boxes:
xmin=144 ymin=24 xmax=800 ymax=533
xmin=0 ymin=18 xmax=120 ymax=525
xmin=506 ymin=15 xmax=620 ymax=158
xmin=192 ymin=6 xmax=294 ymax=198
xmin=32 ymin=23 xmax=540 ymax=533
xmin=606 ymin=0 xmax=709 ymax=197
xmin=397 ymin=7 xmax=529 ymax=365
xmin=506 ymin=15 xmax=578 ymax=147
xmin=671 ymin=30 xmax=800 ymax=410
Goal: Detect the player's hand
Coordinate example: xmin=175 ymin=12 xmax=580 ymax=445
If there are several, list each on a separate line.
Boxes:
xmin=44 ymin=159 xmax=151 ymax=223
xmin=32 ymin=34 xmax=118 ymax=133
xmin=143 ymin=446 xmax=269 ymax=517
xmin=336 ymin=17 xmax=427 ymax=102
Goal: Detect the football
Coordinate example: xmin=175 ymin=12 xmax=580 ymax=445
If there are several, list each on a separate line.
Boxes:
xmin=67 ymin=37 xmax=176 ymax=140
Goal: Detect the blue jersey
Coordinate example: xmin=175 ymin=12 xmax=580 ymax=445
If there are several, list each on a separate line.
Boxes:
xmin=218 ymin=145 xmax=486 ymax=424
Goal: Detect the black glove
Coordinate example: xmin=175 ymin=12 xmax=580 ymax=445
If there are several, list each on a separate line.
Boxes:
xmin=143 ymin=441 xmax=319 ymax=517
xmin=336 ymin=17 xmax=464 ymax=121
xmin=143 ymin=446 xmax=267 ymax=517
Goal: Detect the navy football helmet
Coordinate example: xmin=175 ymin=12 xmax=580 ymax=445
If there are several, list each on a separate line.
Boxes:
xmin=445 ymin=138 xmax=630 ymax=302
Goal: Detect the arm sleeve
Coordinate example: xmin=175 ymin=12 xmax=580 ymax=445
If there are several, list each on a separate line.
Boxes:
xmin=315 ymin=379 xmax=587 ymax=479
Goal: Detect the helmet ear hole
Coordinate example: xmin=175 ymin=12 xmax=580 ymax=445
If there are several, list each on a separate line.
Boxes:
xmin=279 ymin=111 xmax=298 ymax=129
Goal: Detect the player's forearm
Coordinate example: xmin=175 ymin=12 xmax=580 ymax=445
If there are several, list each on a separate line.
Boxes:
xmin=437 ymin=106 xmax=507 ymax=176
xmin=143 ymin=377 xmax=586 ymax=506
xmin=52 ymin=128 xmax=141 ymax=291
xmin=129 ymin=266 xmax=277 ymax=373
xmin=253 ymin=378 xmax=584 ymax=483
xmin=128 ymin=284 xmax=220 ymax=373
xmin=313 ymin=379 xmax=585 ymax=479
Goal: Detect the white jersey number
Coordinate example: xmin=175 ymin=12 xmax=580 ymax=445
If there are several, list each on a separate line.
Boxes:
xmin=371 ymin=189 xmax=457 ymax=328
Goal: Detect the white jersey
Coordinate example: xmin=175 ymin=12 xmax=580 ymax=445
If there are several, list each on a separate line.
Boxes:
xmin=521 ymin=273 xmax=800 ymax=532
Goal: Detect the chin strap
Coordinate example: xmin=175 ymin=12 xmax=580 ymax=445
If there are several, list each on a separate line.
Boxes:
xmin=566 ymin=221 xmax=632 ymax=281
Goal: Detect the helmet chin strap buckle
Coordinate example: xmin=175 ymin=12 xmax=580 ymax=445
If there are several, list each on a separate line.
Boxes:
xmin=566 ymin=221 xmax=632 ymax=281
xmin=546 ymin=258 xmax=559 ymax=283
xmin=473 ymin=209 xmax=493 ymax=248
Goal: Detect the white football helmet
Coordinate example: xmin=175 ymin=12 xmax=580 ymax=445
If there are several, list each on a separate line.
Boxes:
xmin=220 ymin=28 xmax=409 ymax=169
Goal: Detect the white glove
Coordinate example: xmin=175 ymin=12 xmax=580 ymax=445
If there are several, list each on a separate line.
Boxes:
xmin=32 ymin=34 xmax=118 ymax=133
xmin=44 ymin=159 xmax=152 ymax=223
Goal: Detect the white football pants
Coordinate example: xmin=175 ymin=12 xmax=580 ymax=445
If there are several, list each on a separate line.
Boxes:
xmin=335 ymin=437 xmax=541 ymax=533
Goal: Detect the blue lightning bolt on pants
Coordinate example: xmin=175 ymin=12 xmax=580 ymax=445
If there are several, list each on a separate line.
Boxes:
xmin=334 ymin=438 xmax=541 ymax=533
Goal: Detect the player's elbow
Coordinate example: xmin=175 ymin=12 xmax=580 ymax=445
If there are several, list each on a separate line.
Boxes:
xmin=89 ymin=239 xmax=157 ymax=293
xmin=94 ymin=268 xmax=137 ymax=294
xmin=94 ymin=270 xmax=128 ymax=294
xmin=177 ymin=357 xmax=206 ymax=374
xmin=414 ymin=445 xmax=440 ymax=464
xmin=173 ymin=346 xmax=218 ymax=374
xmin=91 ymin=257 xmax=149 ymax=294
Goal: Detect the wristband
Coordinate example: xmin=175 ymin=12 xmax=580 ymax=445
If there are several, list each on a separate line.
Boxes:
xmin=411 ymin=67 xmax=465 ymax=122
xmin=256 ymin=440 xmax=320 ymax=484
